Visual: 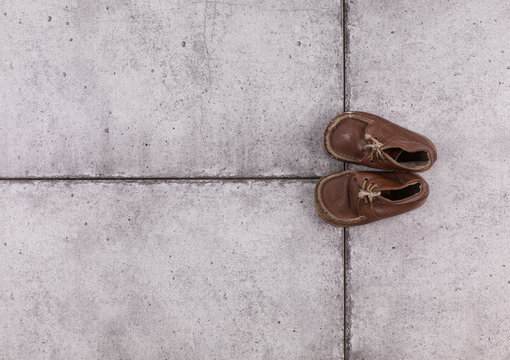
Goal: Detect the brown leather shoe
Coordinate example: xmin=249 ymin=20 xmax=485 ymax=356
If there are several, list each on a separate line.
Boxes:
xmin=323 ymin=111 xmax=437 ymax=171
xmin=314 ymin=170 xmax=429 ymax=226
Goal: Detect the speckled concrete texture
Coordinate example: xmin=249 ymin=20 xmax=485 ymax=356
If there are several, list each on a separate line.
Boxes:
xmin=1 ymin=1 xmax=346 ymax=358
xmin=346 ymin=0 xmax=510 ymax=359
xmin=0 ymin=181 xmax=343 ymax=359
xmin=0 ymin=0 xmax=342 ymax=177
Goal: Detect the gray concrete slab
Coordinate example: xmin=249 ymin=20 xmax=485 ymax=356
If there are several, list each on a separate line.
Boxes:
xmin=0 ymin=0 xmax=342 ymax=177
xmin=346 ymin=0 xmax=510 ymax=359
xmin=0 ymin=180 xmax=343 ymax=359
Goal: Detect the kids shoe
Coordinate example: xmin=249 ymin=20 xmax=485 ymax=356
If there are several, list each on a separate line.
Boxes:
xmin=323 ymin=111 xmax=437 ymax=171
xmin=314 ymin=170 xmax=429 ymax=226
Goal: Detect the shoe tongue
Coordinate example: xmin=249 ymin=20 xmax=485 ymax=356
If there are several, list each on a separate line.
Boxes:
xmin=384 ymin=148 xmax=403 ymax=161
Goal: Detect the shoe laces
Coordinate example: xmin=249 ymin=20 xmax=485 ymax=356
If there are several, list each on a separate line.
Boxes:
xmin=358 ymin=178 xmax=381 ymax=209
xmin=363 ymin=134 xmax=387 ymax=162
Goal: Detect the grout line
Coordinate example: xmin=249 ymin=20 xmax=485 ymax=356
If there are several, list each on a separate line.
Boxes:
xmin=342 ymin=0 xmax=351 ymax=359
xmin=0 ymin=176 xmax=321 ymax=182
xmin=343 ymin=225 xmax=350 ymax=360
xmin=342 ymin=1 xmax=347 ymax=115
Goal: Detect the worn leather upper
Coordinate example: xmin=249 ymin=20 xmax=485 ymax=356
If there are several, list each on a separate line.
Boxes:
xmin=324 ymin=112 xmax=437 ymax=171
xmin=314 ymin=170 xmax=429 ymax=226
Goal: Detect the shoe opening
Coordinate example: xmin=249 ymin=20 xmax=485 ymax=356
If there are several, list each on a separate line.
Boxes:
xmin=381 ymin=182 xmax=422 ymax=201
xmin=386 ymin=148 xmax=430 ymax=169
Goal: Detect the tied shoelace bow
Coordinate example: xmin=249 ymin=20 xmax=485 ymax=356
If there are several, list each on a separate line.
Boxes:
xmin=358 ymin=179 xmax=381 ymax=209
xmin=364 ymin=134 xmax=388 ymax=162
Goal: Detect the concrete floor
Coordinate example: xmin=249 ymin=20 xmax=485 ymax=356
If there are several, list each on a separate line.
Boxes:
xmin=347 ymin=1 xmax=510 ymax=359
xmin=0 ymin=181 xmax=342 ymax=359
xmin=1 ymin=0 xmax=509 ymax=359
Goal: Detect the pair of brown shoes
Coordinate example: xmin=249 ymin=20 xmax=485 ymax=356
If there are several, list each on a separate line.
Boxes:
xmin=314 ymin=112 xmax=437 ymax=227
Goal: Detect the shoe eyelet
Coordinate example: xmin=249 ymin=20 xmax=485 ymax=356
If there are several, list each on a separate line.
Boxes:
xmin=369 ymin=159 xmax=374 ymax=163
xmin=363 ymin=177 xmax=368 ymax=181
